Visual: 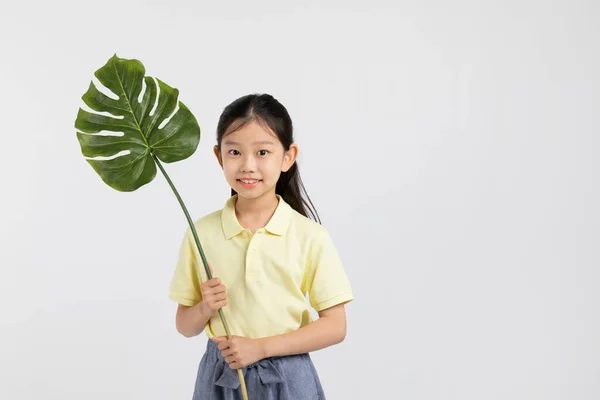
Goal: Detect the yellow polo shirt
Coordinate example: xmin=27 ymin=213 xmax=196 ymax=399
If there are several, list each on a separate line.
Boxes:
xmin=168 ymin=194 xmax=354 ymax=339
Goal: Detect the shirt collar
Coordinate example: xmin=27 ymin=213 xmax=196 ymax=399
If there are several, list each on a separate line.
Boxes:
xmin=222 ymin=194 xmax=291 ymax=240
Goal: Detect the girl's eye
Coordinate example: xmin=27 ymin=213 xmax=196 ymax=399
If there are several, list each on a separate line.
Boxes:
xmin=227 ymin=149 xmax=268 ymax=156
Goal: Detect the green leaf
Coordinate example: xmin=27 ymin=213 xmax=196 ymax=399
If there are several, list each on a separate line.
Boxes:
xmin=75 ymin=54 xmax=200 ymax=192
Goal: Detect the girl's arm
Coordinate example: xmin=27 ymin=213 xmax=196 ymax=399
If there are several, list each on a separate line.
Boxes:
xmin=176 ymin=263 xmax=227 ymax=338
xmin=175 ymin=301 xmax=212 ymax=338
xmin=259 ymin=303 xmax=347 ymax=358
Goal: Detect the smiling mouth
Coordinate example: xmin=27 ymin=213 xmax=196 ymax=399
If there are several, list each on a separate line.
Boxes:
xmin=237 ymin=179 xmax=262 ymax=187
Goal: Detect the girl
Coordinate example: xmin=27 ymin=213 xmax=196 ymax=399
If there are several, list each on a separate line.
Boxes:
xmin=169 ymin=94 xmax=354 ymax=400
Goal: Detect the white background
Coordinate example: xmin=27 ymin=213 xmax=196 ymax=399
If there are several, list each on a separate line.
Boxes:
xmin=1 ymin=1 xmax=599 ymax=399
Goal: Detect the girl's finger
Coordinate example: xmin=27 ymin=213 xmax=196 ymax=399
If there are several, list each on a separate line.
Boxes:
xmin=213 ymin=292 xmax=226 ymax=301
xmin=217 ymin=340 xmax=230 ymax=351
xmin=225 ymin=355 xmax=236 ymax=364
xmin=206 ymin=278 xmax=221 ymax=288
xmin=206 ymin=285 xmax=225 ymax=297
xmin=215 ymin=299 xmax=227 ymax=308
xmin=222 ymin=348 xmax=233 ymax=358
xmin=212 ymin=287 xmax=227 ymax=297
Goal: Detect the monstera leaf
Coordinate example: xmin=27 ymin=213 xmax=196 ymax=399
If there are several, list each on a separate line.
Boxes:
xmin=75 ymin=54 xmax=200 ymax=192
xmin=74 ymin=55 xmax=249 ymax=400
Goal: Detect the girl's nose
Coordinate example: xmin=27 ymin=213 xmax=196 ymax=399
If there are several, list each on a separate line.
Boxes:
xmin=241 ymin=154 xmax=257 ymax=172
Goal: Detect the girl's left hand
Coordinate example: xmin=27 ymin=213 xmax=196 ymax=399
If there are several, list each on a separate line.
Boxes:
xmin=213 ymin=335 xmax=267 ymax=369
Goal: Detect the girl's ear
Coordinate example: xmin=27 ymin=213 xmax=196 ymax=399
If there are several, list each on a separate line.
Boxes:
xmin=213 ymin=145 xmax=223 ymax=168
xmin=282 ymin=144 xmax=299 ymax=172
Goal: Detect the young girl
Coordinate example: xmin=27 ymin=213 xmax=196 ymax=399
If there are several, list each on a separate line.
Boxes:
xmin=169 ymin=94 xmax=354 ymax=400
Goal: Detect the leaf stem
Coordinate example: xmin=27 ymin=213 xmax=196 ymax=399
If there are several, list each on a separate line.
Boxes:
xmin=153 ymin=154 xmax=249 ymax=400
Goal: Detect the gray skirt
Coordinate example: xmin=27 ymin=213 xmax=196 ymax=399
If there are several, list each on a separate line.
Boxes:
xmin=192 ymin=338 xmax=326 ymax=400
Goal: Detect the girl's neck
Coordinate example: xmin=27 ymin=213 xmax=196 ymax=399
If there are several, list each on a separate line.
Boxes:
xmin=234 ymin=192 xmax=279 ymax=230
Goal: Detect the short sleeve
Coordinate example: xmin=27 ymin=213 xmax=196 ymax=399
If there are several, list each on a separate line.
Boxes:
xmin=305 ymin=228 xmax=354 ymax=312
xmin=168 ymin=228 xmax=203 ymax=306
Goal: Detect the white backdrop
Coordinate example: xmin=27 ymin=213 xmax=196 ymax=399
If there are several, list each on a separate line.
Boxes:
xmin=1 ymin=1 xmax=598 ymax=399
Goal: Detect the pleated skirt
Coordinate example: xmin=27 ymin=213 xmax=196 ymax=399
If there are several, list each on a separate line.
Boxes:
xmin=192 ymin=339 xmax=326 ymax=400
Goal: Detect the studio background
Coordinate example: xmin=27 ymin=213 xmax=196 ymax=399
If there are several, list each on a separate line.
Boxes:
xmin=1 ymin=1 xmax=598 ymax=399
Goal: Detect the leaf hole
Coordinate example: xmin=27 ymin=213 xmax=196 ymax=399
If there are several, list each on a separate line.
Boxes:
xmin=158 ymin=102 xmax=180 ymax=129
xmin=138 ymin=79 xmax=146 ymax=104
xmin=85 ymin=150 xmax=131 ymax=161
xmin=92 ymin=77 xmax=119 ymax=101
xmin=80 ymin=101 xmax=124 ymax=120
xmin=149 ymin=77 xmax=160 ymax=117
xmin=78 ymin=130 xmax=125 ymax=137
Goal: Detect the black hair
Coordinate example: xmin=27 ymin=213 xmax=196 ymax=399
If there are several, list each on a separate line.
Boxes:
xmin=216 ymin=93 xmax=321 ymax=224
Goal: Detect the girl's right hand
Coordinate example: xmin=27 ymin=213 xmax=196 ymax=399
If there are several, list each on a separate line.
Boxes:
xmin=199 ymin=261 xmax=227 ymax=317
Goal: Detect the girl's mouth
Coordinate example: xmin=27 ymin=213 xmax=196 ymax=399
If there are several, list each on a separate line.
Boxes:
xmin=237 ymin=179 xmax=262 ymax=188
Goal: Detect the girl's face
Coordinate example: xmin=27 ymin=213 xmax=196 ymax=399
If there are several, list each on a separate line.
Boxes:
xmin=214 ymin=120 xmax=298 ymax=201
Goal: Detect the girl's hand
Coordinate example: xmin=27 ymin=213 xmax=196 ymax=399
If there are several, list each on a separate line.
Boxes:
xmin=213 ymin=336 xmax=267 ymax=369
xmin=199 ymin=261 xmax=227 ymax=318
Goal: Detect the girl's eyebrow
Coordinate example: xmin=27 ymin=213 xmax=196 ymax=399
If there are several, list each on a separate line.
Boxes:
xmin=223 ymin=140 xmax=275 ymax=146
